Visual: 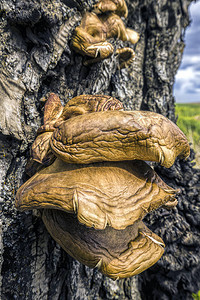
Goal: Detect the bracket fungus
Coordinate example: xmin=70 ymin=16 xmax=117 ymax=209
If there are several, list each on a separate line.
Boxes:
xmin=93 ymin=0 xmax=128 ymax=18
xmin=16 ymin=93 xmax=190 ymax=280
xmin=71 ymin=0 xmax=139 ymax=67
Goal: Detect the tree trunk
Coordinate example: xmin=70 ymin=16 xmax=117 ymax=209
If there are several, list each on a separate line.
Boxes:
xmin=0 ymin=0 xmax=199 ymax=299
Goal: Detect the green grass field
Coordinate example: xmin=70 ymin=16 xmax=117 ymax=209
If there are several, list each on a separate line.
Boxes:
xmin=175 ymin=103 xmax=200 ymax=167
xmin=192 ymin=290 xmax=200 ymax=300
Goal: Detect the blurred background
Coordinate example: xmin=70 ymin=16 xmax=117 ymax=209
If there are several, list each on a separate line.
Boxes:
xmin=174 ymin=0 xmax=200 ymax=168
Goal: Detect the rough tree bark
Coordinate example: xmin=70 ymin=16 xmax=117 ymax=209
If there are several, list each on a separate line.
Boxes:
xmin=0 ymin=0 xmax=199 ymax=299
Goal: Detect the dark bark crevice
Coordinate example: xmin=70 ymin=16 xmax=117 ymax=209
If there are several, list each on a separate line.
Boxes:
xmin=0 ymin=0 xmax=199 ymax=299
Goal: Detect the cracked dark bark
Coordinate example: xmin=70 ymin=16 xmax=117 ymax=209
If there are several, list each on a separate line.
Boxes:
xmin=0 ymin=0 xmax=200 ymax=299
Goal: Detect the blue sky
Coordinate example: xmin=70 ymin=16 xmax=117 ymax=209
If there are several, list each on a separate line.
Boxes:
xmin=174 ymin=1 xmax=200 ymax=103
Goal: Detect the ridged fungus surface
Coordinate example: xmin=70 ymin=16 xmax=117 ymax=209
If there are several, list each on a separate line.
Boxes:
xmin=71 ymin=0 xmax=139 ymax=67
xmin=16 ymin=93 xmax=190 ymax=279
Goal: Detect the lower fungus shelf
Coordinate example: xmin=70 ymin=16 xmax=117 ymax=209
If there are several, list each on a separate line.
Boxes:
xmin=42 ymin=209 xmax=165 ymax=280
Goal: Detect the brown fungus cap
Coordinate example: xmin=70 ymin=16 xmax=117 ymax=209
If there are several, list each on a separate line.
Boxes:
xmin=16 ymin=159 xmax=178 ymax=230
xmin=60 ymin=94 xmax=123 ymax=120
xmin=30 ymin=94 xmax=123 ymax=170
xmin=16 ymin=159 xmax=169 ymax=279
xmin=93 ymin=0 xmax=128 ymax=18
xmin=50 ymin=110 xmax=190 ymax=168
xmin=42 ymin=210 xmax=164 ymax=280
xmin=71 ymin=5 xmax=139 ymax=67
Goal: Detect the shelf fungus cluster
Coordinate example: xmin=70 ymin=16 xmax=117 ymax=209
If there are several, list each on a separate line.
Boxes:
xmin=16 ymin=93 xmax=190 ymax=280
xmin=71 ymin=0 xmax=139 ymax=68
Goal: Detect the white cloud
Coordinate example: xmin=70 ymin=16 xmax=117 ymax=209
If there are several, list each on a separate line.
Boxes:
xmin=174 ymin=1 xmax=200 ymax=103
xmin=182 ymin=55 xmax=200 ymax=65
xmin=176 ymin=66 xmax=200 ymax=81
xmin=174 ymin=64 xmax=200 ymax=102
xmin=189 ymin=1 xmax=200 ymax=18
